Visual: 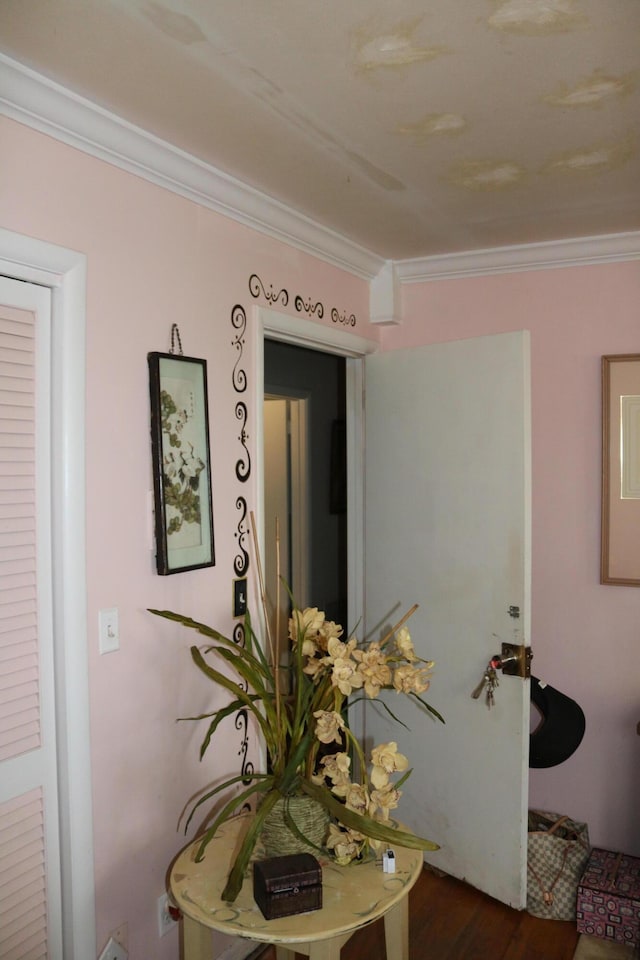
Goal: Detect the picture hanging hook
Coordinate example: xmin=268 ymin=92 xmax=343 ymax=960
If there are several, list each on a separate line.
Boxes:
xmin=170 ymin=323 xmax=183 ymax=356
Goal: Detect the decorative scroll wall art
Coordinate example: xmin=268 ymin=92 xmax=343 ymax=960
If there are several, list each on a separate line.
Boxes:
xmin=331 ymin=307 xmax=357 ymax=327
xmin=295 ymin=294 xmax=324 ymax=318
xmin=248 ymin=273 xmax=288 ymax=306
xmin=248 ymin=271 xmax=357 ymax=327
xmin=148 ymin=351 xmax=215 ymax=575
xmin=230 ymin=302 xmax=254 ymax=787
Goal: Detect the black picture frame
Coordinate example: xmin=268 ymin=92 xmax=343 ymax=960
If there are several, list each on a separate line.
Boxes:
xmin=148 ymin=352 xmax=215 ymax=575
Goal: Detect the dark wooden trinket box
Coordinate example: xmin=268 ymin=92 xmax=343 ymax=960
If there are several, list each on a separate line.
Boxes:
xmin=253 ymin=853 xmax=322 ymax=920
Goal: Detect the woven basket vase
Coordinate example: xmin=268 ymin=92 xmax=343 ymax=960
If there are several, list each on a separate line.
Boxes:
xmin=261 ymin=795 xmax=330 ymax=858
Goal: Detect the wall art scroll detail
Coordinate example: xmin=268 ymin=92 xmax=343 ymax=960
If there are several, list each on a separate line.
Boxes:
xmin=331 ymin=307 xmax=357 ymax=327
xmin=248 ymin=273 xmax=289 ymax=306
xmin=601 ymin=353 xmax=640 ymax=586
xmin=231 ymin=304 xmax=247 ymax=393
xmin=235 ymin=401 xmax=251 ymax=482
xmin=148 ymin=352 xmax=215 ymax=575
xmin=235 ymin=710 xmax=255 ymax=781
xmin=230 ymin=299 xmax=254 ymax=795
xmin=294 ymin=294 xmax=324 ymax=318
xmin=233 ymin=497 xmax=250 ymax=577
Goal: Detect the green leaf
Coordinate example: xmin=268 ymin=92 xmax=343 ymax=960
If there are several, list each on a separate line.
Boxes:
xmin=178 ymin=694 xmax=261 ymax=724
xmin=184 ymin=772 xmax=272 ymax=833
xmin=240 ymin=610 xmax=272 ymax=674
xmin=277 ymin=732 xmax=315 ymax=794
xmin=149 ymin=608 xmax=272 ymax=686
xmin=368 ymin=695 xmax=411 ymax=731
xmin=394 ymin=766 xmax=413 ymax=790
xmin=410 ymin=692 xmax=445 ymax=724
xmin=149 ymin=608 xmax=228 ymax=641
xmin=220 ymin=790 xmax=283 ymax=901
xmin=194 ymin=696 xmax=261 ymax=760
xmin=299 ymin=779 xmax=440 ymax=852
xmin=190 ymin=647 xmax=277 ymax=755
xmin=206 ymin=645 xmax=275 ymax=712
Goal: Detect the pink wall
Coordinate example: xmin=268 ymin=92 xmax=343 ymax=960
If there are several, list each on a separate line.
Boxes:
xmin=1 ymin=117 xmax=375 ymax=958
xmin=388 ymin=266 xmax=640 ymax=857
xmin=2 ymin=112 xmax=639 ymax=956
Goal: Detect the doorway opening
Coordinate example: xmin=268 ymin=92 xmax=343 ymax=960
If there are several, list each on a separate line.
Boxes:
xmin=263 ymin=339 xmax=347 ymax=640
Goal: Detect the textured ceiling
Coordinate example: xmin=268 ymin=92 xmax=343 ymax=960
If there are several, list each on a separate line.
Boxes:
xmin=1 ymin=0 xmax=639 ymax=260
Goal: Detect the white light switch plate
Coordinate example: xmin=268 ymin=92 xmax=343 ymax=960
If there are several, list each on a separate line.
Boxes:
xmin=99 ymin=607 xmax=119 ymax=654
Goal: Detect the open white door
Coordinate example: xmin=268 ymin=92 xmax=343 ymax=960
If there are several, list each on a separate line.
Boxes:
xmin=364 ymin=330 xmax=531 ymax=908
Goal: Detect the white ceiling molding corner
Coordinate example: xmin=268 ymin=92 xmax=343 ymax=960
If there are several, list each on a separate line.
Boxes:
xmin=395 ymin=232 xmax=640 ymax=283
xmin=369 ymin=261 xmax=401 ymax=326
xmin=0 ymin=54 xmax=384 ymax=282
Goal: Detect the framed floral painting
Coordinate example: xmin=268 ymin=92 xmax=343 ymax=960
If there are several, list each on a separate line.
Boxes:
xmin=148 ymin=352 xmax=215 ymax=575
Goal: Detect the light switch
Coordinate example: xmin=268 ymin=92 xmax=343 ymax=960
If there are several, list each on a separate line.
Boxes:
xmin=99 ymin=607 xmax=119 ymax=654
xmin=233 ymin=578 xmax=247 ymax=618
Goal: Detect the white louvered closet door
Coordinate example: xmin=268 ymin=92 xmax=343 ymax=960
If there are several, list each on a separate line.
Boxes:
xmin=0 ymin=277 xmax=62 ymax=959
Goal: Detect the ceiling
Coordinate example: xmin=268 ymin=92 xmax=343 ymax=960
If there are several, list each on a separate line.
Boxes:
xmin=1 ymin=0 xmax=639 ymax=261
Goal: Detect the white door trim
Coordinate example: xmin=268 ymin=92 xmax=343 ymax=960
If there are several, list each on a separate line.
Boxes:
xmin=255 ymin=309 xmax=378 ymax=677
xmin=0 ymin=228 xmax=95 ymax=959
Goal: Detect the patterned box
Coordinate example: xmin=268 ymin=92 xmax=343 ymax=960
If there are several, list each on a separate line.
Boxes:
xmin=576 ymin=847 xmax=640 ymax=948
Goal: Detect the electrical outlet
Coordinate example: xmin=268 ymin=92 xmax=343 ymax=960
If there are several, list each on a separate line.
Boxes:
xmin=110 ymin=923 xmax=128 ymax=951
xmin=98 ymin=936 xmax=128 ymax=960
xmin=157 ymin=892 xmax=178 ymax=938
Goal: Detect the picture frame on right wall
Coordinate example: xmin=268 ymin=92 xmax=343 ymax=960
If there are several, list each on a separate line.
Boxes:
xmin=601 ymin=353 xmax=640 ymax=586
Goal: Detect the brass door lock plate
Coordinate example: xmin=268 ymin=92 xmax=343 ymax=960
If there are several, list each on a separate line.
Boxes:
xmin=500 ymin=642 xmax=533 ymax=678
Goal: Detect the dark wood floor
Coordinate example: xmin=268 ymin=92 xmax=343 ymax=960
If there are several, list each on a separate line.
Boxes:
xmin=254 ymin=866 xmax=579 ymax=960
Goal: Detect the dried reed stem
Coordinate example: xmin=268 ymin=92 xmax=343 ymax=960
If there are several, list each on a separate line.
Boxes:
xmin=249 ymin=510 xmax=281 ymax=727
xmin=274 ymin=516 xmax=282 ymax=717
xmin=379 ymin=603 xmax=419 ymax=649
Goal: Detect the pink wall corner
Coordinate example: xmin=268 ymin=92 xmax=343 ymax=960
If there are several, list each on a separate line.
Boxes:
xmin=1 ymin=116 xmax=376 ymax=957
xmin=387 ymin=263 xmax=640 ymax=857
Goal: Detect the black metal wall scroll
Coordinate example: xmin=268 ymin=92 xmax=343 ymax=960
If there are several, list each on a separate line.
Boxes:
xmin=331 ymin=307 xmax=357 ymax=327
xmin=294 ymin=294 xmax=324 ymax=318
xmin=249 ymin=273 xmax=289 ymax=306
xmin=229 ymin=302 xmax=254 ymax=789
xmin=248 ymin=271 xmax=358 ymax=329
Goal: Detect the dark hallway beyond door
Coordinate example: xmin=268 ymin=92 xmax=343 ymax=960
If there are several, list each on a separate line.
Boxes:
xmin=264 ymin=338 xmax=347 ymax=628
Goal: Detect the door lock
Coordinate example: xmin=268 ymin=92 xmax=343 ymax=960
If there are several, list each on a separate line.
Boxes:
xmin=472 ymin=642 xmax=532 ymax=708
xmin=493 ymin=642 xmax=533 ymax=678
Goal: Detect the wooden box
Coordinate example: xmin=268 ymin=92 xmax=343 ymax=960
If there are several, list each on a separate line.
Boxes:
xmin=253 ymin=853 xmax=322 ymax=920
xmin=576 ymin=847 xmax=640 ymax=947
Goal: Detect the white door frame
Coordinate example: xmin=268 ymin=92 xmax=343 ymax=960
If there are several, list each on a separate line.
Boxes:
xmin=0 ymin=228 xmax=95 ymax=959
xmin=255 ymin=308 xmax=378 ymax=672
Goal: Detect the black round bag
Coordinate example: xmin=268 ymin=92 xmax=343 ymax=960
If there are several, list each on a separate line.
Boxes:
xmin=529 ymin=676 xmax=585 ymax=768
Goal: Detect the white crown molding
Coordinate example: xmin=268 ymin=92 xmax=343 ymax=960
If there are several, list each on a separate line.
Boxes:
xmin=0 ymin=54 xmax=384 ymax=282
xmin=3 ymin=55 xmax=639 ymax=288
xmin=396 ymin=232 xmax=640 ymax=283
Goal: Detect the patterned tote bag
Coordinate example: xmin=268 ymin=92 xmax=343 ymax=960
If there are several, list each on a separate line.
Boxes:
xmin=527 ymin=810 xmax=591 ymax=920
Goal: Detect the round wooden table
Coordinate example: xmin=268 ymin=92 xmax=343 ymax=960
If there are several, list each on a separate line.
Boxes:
xmin=170 ymin=814 xmax=423 ymax=960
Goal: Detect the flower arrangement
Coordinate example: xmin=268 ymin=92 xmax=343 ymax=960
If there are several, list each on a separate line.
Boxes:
xmin=150 ymin=530 xmax=443 ymax=902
